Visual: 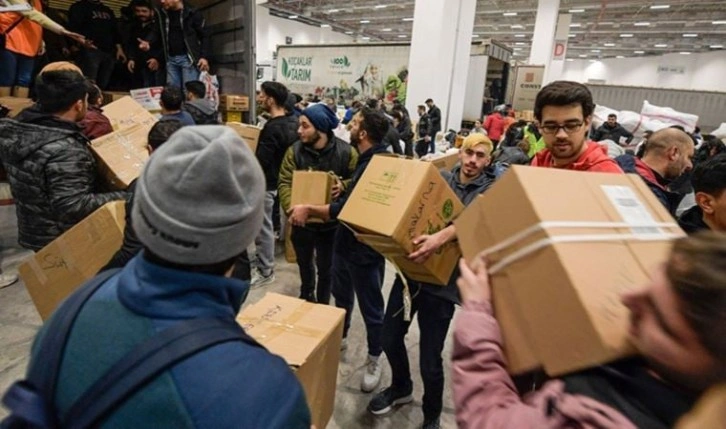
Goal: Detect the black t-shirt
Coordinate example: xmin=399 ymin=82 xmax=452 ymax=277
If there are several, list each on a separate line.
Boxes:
xmin=167 ymin=9 xmax=186 ymax=56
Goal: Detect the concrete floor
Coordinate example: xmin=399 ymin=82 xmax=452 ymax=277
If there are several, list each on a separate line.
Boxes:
xmin=0 ymin=204 xmax=458 ymax=428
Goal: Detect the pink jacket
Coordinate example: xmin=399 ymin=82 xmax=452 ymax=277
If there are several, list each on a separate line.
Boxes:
xmin=452 ymin=301 xmax=637 ymax=429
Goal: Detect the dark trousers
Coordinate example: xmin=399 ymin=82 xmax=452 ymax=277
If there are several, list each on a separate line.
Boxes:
xmin=291 ymin=224 xmax=337 ymax=304
xmin=332 ymin=254 xmax=385 ymax=357
xmin=231 ymin=250 xmax=251 ymax=281
xmin=415 ymin=139 xmax=428 ymax=158
xmin=140 ymin=66 xmax=165 ymax=88
xmin=383 ymin=275 xmax=455 ymax=421
xmin=403 ymin=138 xmax=414 ymax=157
xmin=79 ymin=50 xmax=116 ymax=89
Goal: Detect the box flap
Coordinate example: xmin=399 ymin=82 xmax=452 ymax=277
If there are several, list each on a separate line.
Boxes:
xmin=236 ymin=293 xmax=345 ymax=367
xmin=102 ymin=96 xmax=158 ymax=131
xmin=225 ymin=122 xmax=261 ymax=153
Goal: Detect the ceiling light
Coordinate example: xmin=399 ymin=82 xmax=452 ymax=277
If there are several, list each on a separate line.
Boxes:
xmin=398 ymin=34 xmax=407 ymax=38
xmin=515 ymin=42 xmax=526 ymax=45
xmin=374 ymin=5 xmax=387 ymax=9
xmin=682 ymin=33 xmax=698 ymax=37
xmin=360 ymin=20 xmax=370 ymax=24
xmin=514 ymin=34 xmax=525 ymax=37
xmin=566 ymin=58 xmax=574 ymax=62
xmin=328 ymin=9 xmax=339 ymax=13
xmin=591 ymin=49 xmax=601 ymax=52
xmin=616 ymin=55 xmax=625 ymax=58
xmin=713 ymin=21 xmax=726 ymax=25
xmin=381 ymin=28 xmax=392 ymax=31
xmin=620 ymin=33 xmax=634 ymax=37
xmin=402 ymin=17 xmax=414 ymax=21
xmin=345 ymin=31 xmax=354 ymax=34
xmin=650 ymin=5 xmax=670 ymax=9
xmin=472 ymin=34 xmax=480 ymax=38
xmin=634 ymin=50 xmax=645 ymax=54
xmin=569 ymin=9 xmax=585 ymax=13
xmin=320 ymin=24 xmax=331 ymax=28
xmin=568 ymin=34 xmax=576 ymax=38
xmin=511 ymin=25 xmax=524 ymax=29
xmin=604 ymin=43 xmax=616 ymax=47
xmin=503 ymin=12 xmax=517 ymax=16
xmin=654 ymin=43 xmax=668 ymax=48
xmin=634 ymin=22 xmax=651 ymax=26
xmin=570 ymin=23 xmax=582 ymax=27
xmin=512 ymin=52 xmax=521 ymax=56
xmin=710 ymin=44 xmax=724 ymax=48
xmin=289 ymin=15 xmax=298 ymax=19
xmin=513 ymin=47 xmax=522 ymax=50
xmin=679 ymin=51 xmax=691 ymax=55
xmin=361 ymin=36 xmax=371 ymax=40
xmin=579 ymin=54 xmax=587 ymax=58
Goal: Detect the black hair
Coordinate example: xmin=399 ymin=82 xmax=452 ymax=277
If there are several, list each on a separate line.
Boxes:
xmin=534 ymin=81 xmax=594 ymax=121
xmin=130 ymin=0 xmax=152 ymax=9
xmin=417 ymin=105 xmax=426 ymax=110
xmin=425 ymin=98 xmax=433 ymax=104
xmin=391 ymin=110 xmax=405 ymax=122
xmin=184 ymin=81 xmax=206 ymax=99
xmin=160 ymin=86 xmax=184 ymax=111
xmin=260 ymin=81 xmax=289 ymax=107
xmin=357 ymin=107 xmax=388 ymax=144
xmin=608 ymin=113 xmax=617 ymax=119
xmin=35 ymin=70 xmax=87 ymax=114
xmin=144 ymin=249 xmax=239 ymax=276
xmin=365 ymin=98 xmax=379 ymax=109
xmin=148 ymin=120 xmax=184 ymax=151
xmin=284 ymin=92 xmax=297 ymax=114
xmin=292 ymin=93 xmax=303 ymax=103
xmin=692 ymin=153 xmax=726 ymax=196
xmin=85 ymin=79 xmax=102 ymax=106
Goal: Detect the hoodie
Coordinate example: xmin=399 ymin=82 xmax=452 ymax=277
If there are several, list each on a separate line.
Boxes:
xmin=615 ymin=154 xmax=683 ymax=217
xmin=532 ymin=141 xmax=623 ymax=173
xmin=182 ymin=98 xmax=219 ymax=125
xmin=678 ymin=205 xmax=709 ymax=234
xmin=0 ymin=107 xmax=125 ymax=250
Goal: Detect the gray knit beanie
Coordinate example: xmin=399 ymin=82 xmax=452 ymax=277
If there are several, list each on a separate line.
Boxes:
xmin=133 ymin=125 xmax=265 ymax=265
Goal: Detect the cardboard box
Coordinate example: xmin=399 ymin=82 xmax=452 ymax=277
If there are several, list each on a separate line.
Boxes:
xmin=454 ymin=166 xmax=684 ymax=375
xmin=225 ymin=122 xmax=261 ymax=153
xmin=90 ymin=123 xmax=151 ymax=189
xmin=219 ymin=94 xmax=249 ymax=112
xmin=222 ymin=111 xmax=243 ymax=123
xmin=18 ymin=201 xmax=126 ymax=320
xmin=102 ymin=96 xmax=158 ymax=131
xmin=426 ymin=151 xmax=460 ymax=171
xmin=102 ymin=91 xmax=129 ymax=106
xmin=291 ymin=171 xmax=334 ymax=223
xmin=0 ymin=96 xmax=33 ymax=117
xmin=236 ymin=293 xmax=344 ymax=429
xmin=130 ymin=86 xmax=163 ymax=111
xmin=338 ymin=155 xmax=465 ymax=285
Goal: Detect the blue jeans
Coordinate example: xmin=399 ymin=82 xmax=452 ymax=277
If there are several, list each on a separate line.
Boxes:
xmin=78 ymin=49 xmax=115 ymax=89
xmin=166 ymin=55 xmax=198 ymax=88
xmin=332 ymin=253 xmax=385 ymax=357
xmin=0 ymin=48 xmax=35 ymax=87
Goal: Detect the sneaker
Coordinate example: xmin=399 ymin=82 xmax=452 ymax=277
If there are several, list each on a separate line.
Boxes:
xmin=367 ymin=386 xmax=414 ymax=415
xmin=340 ymin=337 xmax=348 ymax=351
xmin=0 ymin=273 xmax=18 ymax=289
xmin=361 ymin=355 xmax=382 ymax=392
xmin=421 ymin=418 xmax=441 ymax=429
xmin=251 ymin=270 xmax=275 ymax=289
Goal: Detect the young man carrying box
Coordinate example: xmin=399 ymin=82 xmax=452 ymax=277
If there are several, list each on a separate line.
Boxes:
xmin=278 ymin=104 xmax=358 ymax=304
xmin=367 ymin=133 xmax=497 ymax=429
xmin=288 ymin=108 xmax=390 ymax=392
xmin=531 ymin=81 xmax=623 ymax=174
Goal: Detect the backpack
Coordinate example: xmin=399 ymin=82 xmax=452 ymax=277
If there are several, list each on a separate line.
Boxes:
xmin=1 ymin=269 xmax=262 ymax=429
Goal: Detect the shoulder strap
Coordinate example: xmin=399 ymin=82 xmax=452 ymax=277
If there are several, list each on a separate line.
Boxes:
xmin=2 ymin=15 xmax=25 ymax=36
xmin=63 ymin=318 xmax=262 ymax=429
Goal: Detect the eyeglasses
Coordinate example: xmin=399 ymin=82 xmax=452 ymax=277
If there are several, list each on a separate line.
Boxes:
xmin=540 ymin=122 xmax=585 ymax=135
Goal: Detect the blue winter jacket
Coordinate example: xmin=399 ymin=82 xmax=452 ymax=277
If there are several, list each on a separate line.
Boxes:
xmin=30 ymin=253 xmax=311 ymax=428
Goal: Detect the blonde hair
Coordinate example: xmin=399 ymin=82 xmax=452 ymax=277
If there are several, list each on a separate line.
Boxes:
xmin=461 ymin=133 xmax=493 ymax=155
xmin=40 ymin=61 xmax=82 ymax=74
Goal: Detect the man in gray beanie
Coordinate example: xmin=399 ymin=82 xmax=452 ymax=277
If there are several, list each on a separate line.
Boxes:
xmin=22 ymin=126 xmax=312 ymax=428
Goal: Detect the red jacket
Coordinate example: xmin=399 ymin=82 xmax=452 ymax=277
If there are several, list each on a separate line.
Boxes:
xmin=80 ymin=106 xmax=113 ymax=140
xmin=532 ymin=141 xmax=623 ymax=173
xmin=452 ymin=302 xmax=637 ymax=429
xmin=484 ymin=114 xmax=506 ymax=142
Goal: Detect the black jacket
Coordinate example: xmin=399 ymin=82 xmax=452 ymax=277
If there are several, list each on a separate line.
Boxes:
xmin=67 ymin=0 xmax=120 ymax=53
xmin=678 ymin=205 xmax=709 ymax=234
xmin=331 ymin=144 xmax=389 ymax=265
xmin=127 ymin=18 xmax=162 ymax=65
xmin=417 ymin=113 xmax=432 ymax=138
xmin=592 ymin=123 xmax=633 ymax=144
xmin=0 ymin=109 xmax=126 ymax=250
xmin=256 ymin=114 xmax=299 ymax=191
xmin=396 ymin=115 xmax=414 ymax=143
xmin=156 ymin=4 xmax=208 ymax=63
xmin=428 ymin=105 xmax=442 ymax=133
xmin=383 ymin=123 xmax=403 ymax=155
xmin=419 ymin=165 xmax=497 ymax=304
xmin=102 ymin=180 xmax=141 ymax=270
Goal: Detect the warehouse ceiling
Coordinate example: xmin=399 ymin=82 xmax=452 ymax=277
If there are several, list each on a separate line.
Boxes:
xmin=261 ymin=0 xmax=726 ymax=60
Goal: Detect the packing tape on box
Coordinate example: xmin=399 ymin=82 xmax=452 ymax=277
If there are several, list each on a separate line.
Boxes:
xmin=477 ymin=220 xmax=682 ymax=275
xmin=238 ymin=302 xmax=325 ymax=341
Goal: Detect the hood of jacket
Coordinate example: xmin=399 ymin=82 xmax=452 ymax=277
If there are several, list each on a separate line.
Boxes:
xmin=534 ymin=141 xmax=615 ymax=171
xmin=185 ymin=98 xmax=216 ymax=115
xmin=615 ymin=154 xmax=668 ymax=190
xmin=0 ymin=107 xmax=84 ymax=164
xmin=678 ymin=205 xmax=709 ymax=234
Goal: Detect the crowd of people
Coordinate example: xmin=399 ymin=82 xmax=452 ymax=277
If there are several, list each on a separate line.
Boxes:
xmin=0 ymin=60 xmax=724 ymax=429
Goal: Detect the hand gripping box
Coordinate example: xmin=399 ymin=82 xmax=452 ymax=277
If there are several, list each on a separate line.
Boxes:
xmin=454 ymin=165 xmax=684 ymax=376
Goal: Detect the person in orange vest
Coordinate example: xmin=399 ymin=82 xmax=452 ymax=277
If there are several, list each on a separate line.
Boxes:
xmin=0 ymin=0 xmax=87 ymax=98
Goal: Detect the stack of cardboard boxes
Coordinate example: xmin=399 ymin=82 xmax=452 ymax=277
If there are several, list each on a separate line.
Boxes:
xmin=219 ymin=94 xmax=249 ymax=123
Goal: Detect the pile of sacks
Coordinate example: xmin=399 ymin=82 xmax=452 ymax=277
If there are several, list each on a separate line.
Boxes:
xmin=592 ymin=100 xmax=699 ymax=138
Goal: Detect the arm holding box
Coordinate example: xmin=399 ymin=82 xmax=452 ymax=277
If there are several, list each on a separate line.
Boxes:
xmin=408 ymin=224 xmax=457 ymax=264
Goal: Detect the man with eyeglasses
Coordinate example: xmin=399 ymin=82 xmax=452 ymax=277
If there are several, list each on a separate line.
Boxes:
xmin=531 ymin=81 xmax=623 ymax=173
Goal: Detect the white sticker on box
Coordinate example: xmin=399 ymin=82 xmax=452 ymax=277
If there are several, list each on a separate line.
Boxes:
xmin=601 ymin=185 xmax=662 ymax=237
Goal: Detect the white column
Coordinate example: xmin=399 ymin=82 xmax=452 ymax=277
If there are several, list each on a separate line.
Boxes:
xmin=528 ymin=0 xmax=560 ymax=66
xmin=406 ymin=0 xmax=477 ymax=131
xmin=544 ymin=13 xmax=572 ymax=83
